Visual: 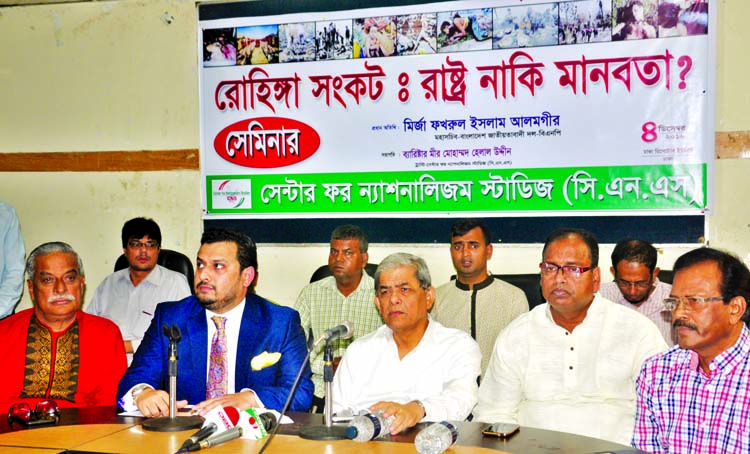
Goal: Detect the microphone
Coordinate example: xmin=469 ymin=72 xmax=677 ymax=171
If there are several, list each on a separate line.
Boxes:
xmin=313 ymin=321 xmax=353 ymax=347
xmin=237 ymin=408 xmax=278 ymax=440
xmin=202 ymin=406 xmax=240 ymax=433
xmin=185 ymin=426 xmax=243 ymax=451
xmin=177 ymin=423 xmax=217 ymax=452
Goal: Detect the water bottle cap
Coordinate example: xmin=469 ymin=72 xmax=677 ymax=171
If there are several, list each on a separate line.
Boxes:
xmin=345 ymin=426 xmax=359 ymax=440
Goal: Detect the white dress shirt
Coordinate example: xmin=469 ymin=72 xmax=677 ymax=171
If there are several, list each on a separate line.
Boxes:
xmin=332 ymin=317 xmax=481 ymax=422
xmin=0 ymin=202 xmax=25 ymax=318
xmin=474 ymin=295 xmax=667 ymax=445
xmin=86 ymin=265 xmax=191 ymax=363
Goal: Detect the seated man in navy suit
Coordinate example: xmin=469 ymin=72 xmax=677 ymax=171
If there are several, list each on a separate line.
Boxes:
xmin=117 ymin=228 xmax=313 ymax=416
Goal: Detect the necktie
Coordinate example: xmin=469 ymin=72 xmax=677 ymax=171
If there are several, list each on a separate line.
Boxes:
xmin=206 ymin=316 xmax=228 ymax=400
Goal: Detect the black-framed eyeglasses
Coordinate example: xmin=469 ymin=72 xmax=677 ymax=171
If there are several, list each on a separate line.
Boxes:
xmin=7 ymin=400 xmax=60 ymax=429
xmin=539 ymin=262 xmax=593 ymax=278
xmin=663 ymin=296 xmax=724 ymax=311
xmin=127 ymin=240 xmax=159 ymax=250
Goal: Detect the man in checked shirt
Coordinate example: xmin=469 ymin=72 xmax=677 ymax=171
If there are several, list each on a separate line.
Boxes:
xmin=295 ymin=225 xmax=383 ymax=412
xmin=632 ymin=247 xmax=750 ymax=453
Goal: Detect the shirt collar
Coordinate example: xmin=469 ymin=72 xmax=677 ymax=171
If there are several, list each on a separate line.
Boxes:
xmin=453 ymin=274 xmax=495 ymax=291
xmin=704 ymin=325 xmax=750 ymax=374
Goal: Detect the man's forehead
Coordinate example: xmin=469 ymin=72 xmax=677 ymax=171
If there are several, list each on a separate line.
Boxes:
xmin=331 ymin=238 xmax=361 ymax=249
xmin=198 ymin=241 xmax=238 ymax=261
xmin=34 ymin=252 xmax=80 ymax=275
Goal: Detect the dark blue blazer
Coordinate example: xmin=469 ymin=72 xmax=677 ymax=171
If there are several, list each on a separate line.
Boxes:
xmin=117 ymin=293 xmax=312 ymax=412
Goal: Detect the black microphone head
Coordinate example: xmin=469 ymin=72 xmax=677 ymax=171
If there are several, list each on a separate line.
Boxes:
xmin=171 ymin=324 xmax=182 ymax=343
xmin=162 ymin=324 xmax=171 ymax=338
xmin=258 ymin=411 xmax=278 ymax=432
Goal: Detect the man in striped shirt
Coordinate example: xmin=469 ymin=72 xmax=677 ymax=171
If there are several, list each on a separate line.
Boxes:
xmin=632 ymin=247 xmax=750 ymax=453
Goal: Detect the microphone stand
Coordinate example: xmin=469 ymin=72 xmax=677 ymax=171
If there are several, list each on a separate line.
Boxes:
xmin=143 ymin=324 xmax=204 ymax=432
xmin=299 ymin=340 xmax=347 ymax=440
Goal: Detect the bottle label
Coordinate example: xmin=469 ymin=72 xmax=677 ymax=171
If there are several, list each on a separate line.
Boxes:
xmin=439 ymin=421 xmax=459 ymax=444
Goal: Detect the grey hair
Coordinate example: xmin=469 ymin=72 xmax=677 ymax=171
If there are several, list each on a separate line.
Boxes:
xmin=25 ymin=242 xmax=85 ymax=279
xmin=374 ymin=252 xmax=431 ymax=290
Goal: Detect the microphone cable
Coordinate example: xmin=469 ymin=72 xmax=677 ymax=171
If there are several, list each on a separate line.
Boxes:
xmin=257 ymin=347 xmax=312 ymax=454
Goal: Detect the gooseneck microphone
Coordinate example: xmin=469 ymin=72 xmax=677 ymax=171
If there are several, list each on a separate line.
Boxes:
xmin=313 ymin=321 xmax=353 ymax=347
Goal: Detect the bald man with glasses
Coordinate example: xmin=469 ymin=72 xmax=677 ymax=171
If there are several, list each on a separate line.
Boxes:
xmin=474 ymin=228 xmax=667 ymax=446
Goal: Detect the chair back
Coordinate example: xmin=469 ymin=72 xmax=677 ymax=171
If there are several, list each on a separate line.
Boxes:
xmin=114 ymin=249 xmax=195 ymax=294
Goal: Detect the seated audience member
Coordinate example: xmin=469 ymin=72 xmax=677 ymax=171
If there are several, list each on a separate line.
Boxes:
xmin=632 ymin=247 xmax=750 ymax=453
xmin=474 ymin=228 xmax=666 ymax=445
xmin=86 ymin=217 xmax=191 ymax=362
xmin=432 ymin=219 xmax=528 ymax=374
xmin=0 ymin=201 xmax=25 ymax=319
xmin=599 ymin=239 xmax=674 ymax=345
xmin=295 ymin=225 xmax=382 ymax=412
xmin=333 ymin=253 xmax=481 ymax=435
xmin=117 ymin=228 xmax=313 ymax=416
xmin=0 ymin=242 xmax=127 ymax=413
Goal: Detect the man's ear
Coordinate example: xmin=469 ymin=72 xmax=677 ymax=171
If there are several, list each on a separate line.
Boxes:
xmin=242 ymin=267 xmax=256 ymax=288
xmin=653 ymin=267 xmax=661 ymax=281
xmin=362 ymin=252 xmax=369 ymax=268
xmin=26 ymin=279 xmax=35 ymax=306
xmin=609 ymin=266 xmax=616 ymax=278
xmin=729 ymin=296 xmax=747 ymax=325
xmin=425 ymin=286 xmax=436 ymax=311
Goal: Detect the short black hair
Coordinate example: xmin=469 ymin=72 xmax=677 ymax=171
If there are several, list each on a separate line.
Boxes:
xmin=450 ymin=219 xmax=491 ymax=245
xmin=542 ymin=228 xmax=599 ymax=267
xmin=122 ymin=217 xmax=161 ymax=248
xmin=673 ymin=247 xmax=750 ymax=321
xmin=331 ymin=225 xmax=368 ymax=253
xmin=201 ymin=228 xmax=258 ymax=270
xmin=611 ymin=239 xmax=658 ymax=274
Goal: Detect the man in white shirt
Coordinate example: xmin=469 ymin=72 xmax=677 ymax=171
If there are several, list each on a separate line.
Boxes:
xmin=599 ymin=238 xmax=674 ymax=345
xmin=87 ymin=218 xmax=191 ymax=362
xmin=474 ymin=228 xmax=667 ymax=445
xmin=333 ymin=252 xmax=481 ymax=435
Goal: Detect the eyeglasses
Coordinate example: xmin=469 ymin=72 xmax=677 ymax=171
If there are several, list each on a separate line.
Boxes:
xmin=615 ymin=278 xmax=652 ymax=290
xmin=7 ymin=400 xmax=60 ymax=429
xmin=128 ymin=240 xmax=159 ymax=250
xmin=539 ymin=262 xmax=593 ymax=278
xmin=663 ymin=296 xmax=724 ymax=311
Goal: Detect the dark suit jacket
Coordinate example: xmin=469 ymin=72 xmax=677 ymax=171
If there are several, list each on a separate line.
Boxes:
xmin=117 ymin=293 xmax=312 ymax=412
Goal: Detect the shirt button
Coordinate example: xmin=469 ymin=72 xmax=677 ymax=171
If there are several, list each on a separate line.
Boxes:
xmin=570 ymin=347 xmax=574 ymax=351
xmin=569 ymin=366 xmax=573 ymax=370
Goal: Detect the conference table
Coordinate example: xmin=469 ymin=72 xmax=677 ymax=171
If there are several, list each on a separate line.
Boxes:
xmin=0 ymin=406 xmax=641 ymax=453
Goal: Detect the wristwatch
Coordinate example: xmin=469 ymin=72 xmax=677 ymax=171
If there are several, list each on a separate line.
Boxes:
xmin=411 ymin=399 xmax=426 ymax=419
xmin=131 ymin=384 xmax=151 ymax=404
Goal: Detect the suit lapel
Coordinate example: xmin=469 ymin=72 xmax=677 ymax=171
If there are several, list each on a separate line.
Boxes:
xmin=185 ymin=302 xmax=209 ymax=400
xmin=236 ymin=294 xmax=264 ymax=388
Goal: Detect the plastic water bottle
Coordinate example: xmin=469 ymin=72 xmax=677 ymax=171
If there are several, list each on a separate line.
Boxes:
xmin=345 ymin=410 xmax=394 ymax=442
xmin=414 ymin=421 xmax=459 ymax=454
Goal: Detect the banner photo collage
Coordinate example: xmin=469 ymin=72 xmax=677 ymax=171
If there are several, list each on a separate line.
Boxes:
xmin=198 ymin=0 xmax=713 ymax=218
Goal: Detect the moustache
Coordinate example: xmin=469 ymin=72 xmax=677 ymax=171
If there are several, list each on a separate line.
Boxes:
xmin=47 ymin=294 xmax=75 ymax=303
xmin=673 ymin=319 xmax=698 ymax=331
xmin=196 ymin=281 xmax=214 ymax=290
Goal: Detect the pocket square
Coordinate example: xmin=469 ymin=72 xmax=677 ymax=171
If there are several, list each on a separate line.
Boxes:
xmin=251 ymin=351 xmax=281 ymax=371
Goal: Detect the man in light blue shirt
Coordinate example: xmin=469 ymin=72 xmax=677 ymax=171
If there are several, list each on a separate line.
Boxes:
xmin=0 ymin=202 xmax=25 ymax=319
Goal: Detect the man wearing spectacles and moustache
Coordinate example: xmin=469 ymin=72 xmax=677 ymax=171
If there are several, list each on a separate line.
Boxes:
xmin=632 ymin=247 xmax=750 ymax=454
xmin=474 ymin=228 xmax=666 ymax=445
xmin=86 ymin=217 xmax=190 ymax=362
xmin=599 ymin=239 xmax=675 ymax=345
